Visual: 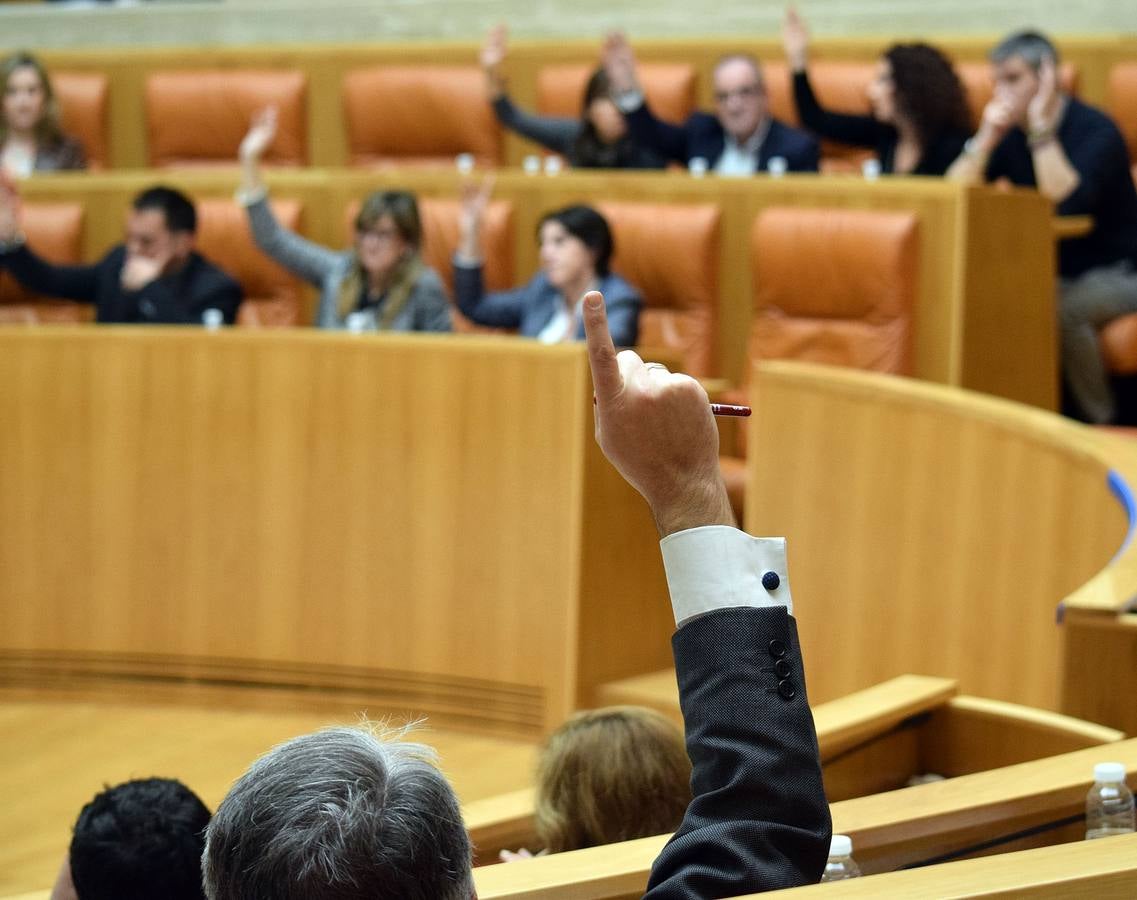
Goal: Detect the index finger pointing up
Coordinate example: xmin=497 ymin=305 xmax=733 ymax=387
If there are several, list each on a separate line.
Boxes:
xmin=582 ymin=290 xmax=622 ymax=405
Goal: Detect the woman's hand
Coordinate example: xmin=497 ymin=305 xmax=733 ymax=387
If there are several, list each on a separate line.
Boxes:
xmin=602 ymin=31 xmax=641 ymax=96
xmin=0 ymin=170 xmax=23 ymax=243
xmin=480 ymin=24 xmax=508 ymax=99
xmin=239 ymin=106 xmax=278 ymax=164
xmin=456 ymin=175 xmax=495 ymax=263
xmin=782 ymin=5 xmax=810 ymax=73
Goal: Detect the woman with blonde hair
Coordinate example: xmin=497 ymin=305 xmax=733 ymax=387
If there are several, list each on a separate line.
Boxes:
xmin=237 ymin=108 xmax=450 ymax=332
xmin=517 ymin=706 xmax=691 ymax=857
xmin=1 ymin=51 xmax=86 ymax=176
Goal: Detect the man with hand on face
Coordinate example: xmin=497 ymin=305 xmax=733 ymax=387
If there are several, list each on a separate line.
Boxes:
xmin=602 ymin=32 xmax=819 ymax=175
xmin=948 ymin=31 xmax=1137 ymax=425
xmin=0 ymin=178 xmax=241 ymax=324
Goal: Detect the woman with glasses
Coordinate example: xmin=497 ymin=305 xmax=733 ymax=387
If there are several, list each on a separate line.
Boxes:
xmin=781 ymin=6 xmax=970 ymax=175
xmin=237 ymin=108 xmax=450 ymax=332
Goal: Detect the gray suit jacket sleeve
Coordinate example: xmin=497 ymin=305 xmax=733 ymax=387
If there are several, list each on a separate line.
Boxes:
xmin=645 ymin=607 xmax=831 ymax=899
xmin=245 ymin=195 xmax=343 ymax=287
xmin=492 ymin=95 xmax=581 ymax=155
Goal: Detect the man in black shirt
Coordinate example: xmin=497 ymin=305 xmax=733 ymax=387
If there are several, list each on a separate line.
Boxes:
xmin=949 ymin=31 xmax=1137 ymax=423
xmin=0 ymin=179 xmax=242 ymax=325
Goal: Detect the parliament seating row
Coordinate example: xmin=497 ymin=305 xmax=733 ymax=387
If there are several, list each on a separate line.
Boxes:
xmin=32 ymin=38 xmax=1137 ymax=171
xmin=464 ymin=673 xmax=1123 ymax=864
xmin=0 ymin=191 xmax=918 ymax=388
xmin=470 ymin=736 xmax=1137 ymax=898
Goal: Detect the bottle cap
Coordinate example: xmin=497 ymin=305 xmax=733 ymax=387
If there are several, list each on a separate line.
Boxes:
xmin=862 ymin=158 xmax=882 ymax=180
xmin=202 ymin=308 xmax=224 ymax=329
xmin=522 ymin=155 xmax=541 ymax=174
xmin=829 ymin=834 xmax=852 ymax=857
xmin=543 ymin=155 xmax=563 ymax=175
xmin=688 ymin=156 xmax=709 ymax=177
xmin=767 ymin=156 xmax=788 ymax=177
xmin=1094 ymin=762 xmax=1127 ymax=782
xmin=455 ymin=153 xmax=475 ymax=174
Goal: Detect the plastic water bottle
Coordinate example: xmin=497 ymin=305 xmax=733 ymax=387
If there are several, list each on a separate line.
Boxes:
xmin=767 ymin=156 xmax=788 ymax=178
xmin=201 ymin=308 xmax=224 ymax=330
xmin=1086 ymin=762 xmax=1136 ymax=839
xmin=819 ymin=834 xmax=861 ymax=882
xmin=522 ymin=154 xmax=541 ymax=175
xmin=455 ymin=152 xmax=475 ymax=174
xmin=688 ymin=156 xmax=709 ymax=177
xmin=862 ymin=158 xmax=882 ymax=181
xmin=543 ymin=155 xmax=563 ymax=176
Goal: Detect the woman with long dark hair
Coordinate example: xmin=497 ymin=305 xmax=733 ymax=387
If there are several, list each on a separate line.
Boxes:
xmin=480 ymin=25 xmax=665 ymax=170
xmin=781 ymin=7 xmax=971 ymax=175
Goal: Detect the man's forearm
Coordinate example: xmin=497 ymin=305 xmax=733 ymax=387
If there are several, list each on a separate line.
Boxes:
xmin=1030 ymin=139 xmax=1081 ymax=203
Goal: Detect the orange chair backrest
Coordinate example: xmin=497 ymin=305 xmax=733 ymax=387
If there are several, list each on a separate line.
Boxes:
xmin=749 ymin=206 xmax=919 ymax=377
xmin=1107 ymin=62 xmax=1137 ymax=166
xmin=0 ymin=202 xmax=90 ymax=323
xmin=537 ymin=62 xmax=696 ymax=125
xmin=194 ymin=198 xmax=305 ymax=327
xmin=145 ymin=70 xmax=308 ymax=168
xmin=342 ymin=66 xmax=501 ymax=169
xmin=764 ymin=60 xmax=877 ymax=172
xmin=342 ymin=196 xmax=515 ymax=332
xmin=956 ymin=60 xmax=1079 ymax=130
xmin=52 ymin=71 xmax=109 ymax=169
xmin=596 ymin=200 xmax=721 ymax=374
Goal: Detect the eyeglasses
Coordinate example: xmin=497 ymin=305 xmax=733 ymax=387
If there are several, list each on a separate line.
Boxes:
xmin=714 ymin=84 xmax=762 ymax=104
xmin=356 ymin=225 xmax=401 ymax=242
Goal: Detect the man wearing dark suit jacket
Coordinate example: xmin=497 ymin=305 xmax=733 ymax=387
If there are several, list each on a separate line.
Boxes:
xmin=584 ymin=290 xmax=831 ymax=896
xmin=0 ymin=180 xmax=241 ymax=325
xmin=602 ymin=32 xmax=820 ymax=175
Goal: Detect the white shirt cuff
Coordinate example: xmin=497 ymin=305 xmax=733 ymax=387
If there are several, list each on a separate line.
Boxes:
xmin=660 ymin=526 xmax=792 ymax=627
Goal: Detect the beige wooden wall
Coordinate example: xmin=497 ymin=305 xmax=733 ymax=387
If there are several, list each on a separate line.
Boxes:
xmin=0 ymin=1 xmax=1134 ymax=49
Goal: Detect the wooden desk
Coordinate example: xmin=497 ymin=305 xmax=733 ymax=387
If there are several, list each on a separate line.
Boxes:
xmin=746 ymin=361 xmax=1137 ymax=732
xmin=17 ymin=170 xmax=1058 ymax=408
xmin=0 ymin=328 xmax=673 ymax=736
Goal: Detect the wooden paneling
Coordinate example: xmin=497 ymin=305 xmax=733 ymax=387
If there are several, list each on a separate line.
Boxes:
xmin=0 ymin=329 xmax=670 ymax=736
xmin=746 ymin=362 xmax=1129 ymax=711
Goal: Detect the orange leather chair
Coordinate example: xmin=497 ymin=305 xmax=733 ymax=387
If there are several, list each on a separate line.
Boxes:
xmin=956 ymin=60 xmax=1080 ymax=130
xmin=145 ymin=70 xmax=307 ymax=168
xmin=342 ymin=196 xmax=515 ymax=332
xmin=720 ymin=207 xmax=920 ymax=519
xmin=0 ymin=202 xmax=91 ymax=323
xmin=595 ymin=201 xmax=721 ymax=375
xmin=194 ymin=198 xmax=305 ymax=327
xmin=764 ymin=60 xmax=877 ymax=173
xmin=52 ymin=71 xmax=109 ymax=169
xmin=1107 ymin=62 xmax=1137 ymax=182
xmin=342 ymin=67 xmax=501 ymax=169
xmin=537 ymin=62 xmax=695 ymax=124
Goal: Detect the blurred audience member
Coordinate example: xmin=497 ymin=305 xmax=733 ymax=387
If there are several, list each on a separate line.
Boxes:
xmin=603 ymin=32 xmax=818 ymax=175
xmin=454 ymin=177 xmax=640 ymax=344
xmin=949 ymin=30 xmax=1137 ymax=424
xmin=0 ymin=177 xmax=241 ymax=324
xmin=238 ymin=108 xmax=450 ymax=332
xmin=782 ymin=6 xmax=970 ymax=174
xmin=481 ymin=25 xmax=665 ymax=170
xmin=50 ymin=777 xmax=210 ymax=900
xmin=1 ymin=51 xmax=86 ymax=176
xmin=512 ymin=706 xmax=691 ymax=858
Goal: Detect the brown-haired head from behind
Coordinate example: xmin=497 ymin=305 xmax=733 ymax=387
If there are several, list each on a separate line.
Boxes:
xmin=535 ymin=705 xmax=692 ymax=853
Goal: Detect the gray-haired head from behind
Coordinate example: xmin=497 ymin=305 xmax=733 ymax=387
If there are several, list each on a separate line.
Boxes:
xmin=202 ymin=724 xmax=473 ymax=900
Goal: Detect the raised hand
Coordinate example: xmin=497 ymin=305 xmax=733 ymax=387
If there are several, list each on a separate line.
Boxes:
xmin=239 ymin=106 xmax=278 ymax=164
xmin=602 ymin=31 xmax=640 ymax=96
xmin=782 ymin=5 xmax=810 ymax=72
xmin=0 ymin=170 xmax=22 ymax=243
xmin=456 ymin=174 xmax=495 ymax=262
xmin=583 ymin=290 xmax=734 ymax=536
xmin=1028 ymin=56 xmax=1061 ymax=134
xmin=480 ymin=24 xmax=508 ymax=74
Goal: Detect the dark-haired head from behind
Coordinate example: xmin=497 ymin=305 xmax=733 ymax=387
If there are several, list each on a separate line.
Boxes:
xmin=132 ymin=185 xmax=198 ymax=234
xmin=64 ymin=777 xmax=211 ymax=900
xmin=537 ymin=204 xmax=614 ymax=277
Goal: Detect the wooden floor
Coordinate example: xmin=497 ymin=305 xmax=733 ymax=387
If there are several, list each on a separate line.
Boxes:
xmin=0 ymin=691 xmax=538 ymax=896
